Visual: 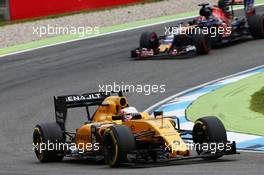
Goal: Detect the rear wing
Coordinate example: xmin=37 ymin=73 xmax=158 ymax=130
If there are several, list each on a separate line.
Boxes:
xmin=54 ymin=92 xmax=109 ymax=130
xmin=230 ymin=0 xmax=244 ymax=6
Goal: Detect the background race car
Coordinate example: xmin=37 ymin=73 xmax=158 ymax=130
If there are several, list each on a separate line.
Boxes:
xmin=131 ymin=1 xmax=264 ymax=59
xmin=131 ymin=25 xmax=211 ymax=59
xmin=191 ymin=2 xmax=264 ymax=45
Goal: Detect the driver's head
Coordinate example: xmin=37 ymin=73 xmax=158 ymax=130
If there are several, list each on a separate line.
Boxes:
xmin=119 ymin=106 xmax=139 ymax=121
xmin=200 ymin=7 xmax=212 ymax=18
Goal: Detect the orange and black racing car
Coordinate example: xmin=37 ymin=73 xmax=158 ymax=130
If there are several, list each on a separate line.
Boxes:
xmin=33 ymin=91 xmax=237 ymax=167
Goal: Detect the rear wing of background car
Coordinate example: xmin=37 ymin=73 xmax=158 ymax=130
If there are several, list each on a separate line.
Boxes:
xmin=230 ymin=0 xmax=244 ymax=5
xmin=54 ymin=92 xmax=110 ymax=130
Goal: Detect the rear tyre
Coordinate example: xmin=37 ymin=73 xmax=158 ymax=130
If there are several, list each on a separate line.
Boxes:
xmin=33 ymin=122 xmax=65 ymax=162
xmin=192 ymin=31 xmax=211 ymax=55
xmin=139 ymin=31 xmax=159 ymax=50
xmin=193 ymin=116 xmax=227 ymax=160
xmin=103 ymin=125 xmax=135 ymax=167
xmin=248 ymin=14 xmax=264 ymax=39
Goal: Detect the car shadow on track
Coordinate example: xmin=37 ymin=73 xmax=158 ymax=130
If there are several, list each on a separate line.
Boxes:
xmin=51 ymin=157 xmax=237 ymax=169
xmin=61 ymin=158 xmax=105 ymax=166
xmin=212 ymin=37 xmax=252 ymax=49
xmin=130 ymin=53 xmax=199 ymax=61
xmin=120 ymin=158 xmax=237 ymax=169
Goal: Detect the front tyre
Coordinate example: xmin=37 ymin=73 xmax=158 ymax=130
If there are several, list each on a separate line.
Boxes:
xmin=33 ymin=122 xmax=65 ymax=162
xmin=192 ymin=31 xmax=211 ymax=55
xmin=139 ymin=31 xmax=159 ymax=50
xmin=193 ymin=116 xmax=227 ymax=160
xmin=103 ymin=125 xmax=135 ymax=167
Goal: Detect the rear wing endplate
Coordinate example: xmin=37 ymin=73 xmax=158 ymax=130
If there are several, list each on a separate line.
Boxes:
xmin=54 ymin=92 xmax=109 ymax=130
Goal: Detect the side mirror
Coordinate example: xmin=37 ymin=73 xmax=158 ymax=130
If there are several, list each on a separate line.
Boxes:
xmin=154 ymin=111 xmax=163 ymax=118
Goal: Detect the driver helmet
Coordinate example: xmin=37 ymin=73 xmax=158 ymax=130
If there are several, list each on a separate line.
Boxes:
xmin=119 ymin=106 xmax=139 ymax=121
xmin=199 ymin=7 xmax=213 ymax=18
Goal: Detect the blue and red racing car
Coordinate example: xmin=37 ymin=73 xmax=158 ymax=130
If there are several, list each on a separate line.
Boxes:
xmin=131 ymin=0 xmax=264 ymax=59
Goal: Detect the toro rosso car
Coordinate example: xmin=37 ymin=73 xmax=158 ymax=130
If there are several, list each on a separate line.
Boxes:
xmin=131 ymin=0 xmax=264 ymax=59
xmin=190 ymin=1 xmax=264 ymax=45
xmin=131 ymin=26 xmax=211 ymax=59
xmin=33 ymin=91 xmax=237 ymax=167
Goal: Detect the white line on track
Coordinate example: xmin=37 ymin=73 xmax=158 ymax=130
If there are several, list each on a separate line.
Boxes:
xmin=238 ymin=150 xmax=264 ymax=154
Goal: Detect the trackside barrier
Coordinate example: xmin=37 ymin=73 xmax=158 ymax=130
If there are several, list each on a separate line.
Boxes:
xmin=0 ymin=0 xmax=10 ymax=20
xmin=8 ymin=0 xmax=143 ymax=21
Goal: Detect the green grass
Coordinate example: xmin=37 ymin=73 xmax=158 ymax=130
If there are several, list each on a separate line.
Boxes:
xmin=186 ymin=72 xmax=264 ymax=136
xmin=250 ymin=86 xmax=264 ymax=115
xmin=0 ymin=0 xmax=163 ymax=27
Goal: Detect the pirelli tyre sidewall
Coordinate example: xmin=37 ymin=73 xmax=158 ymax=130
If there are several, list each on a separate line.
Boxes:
xmin=192 ymin=116 xmax=227 ymax=160
xmin=248 ymin=14 xmax=264 ymax=39
xmin=139 ymin=31 xmax=159 ymax=50
xmin=192 ymin=30 xmax=211 ymax=55
xmin=103 ymin=125 xmax=135 ymax=167
xmin=33 ymin=122 xmax=65 ymax=162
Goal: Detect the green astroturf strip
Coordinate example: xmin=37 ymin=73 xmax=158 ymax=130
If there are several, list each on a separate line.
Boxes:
xmin=186 ymin=72 xmax=264 ymax=136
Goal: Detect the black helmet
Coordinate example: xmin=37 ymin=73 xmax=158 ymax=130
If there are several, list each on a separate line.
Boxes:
xmin=200 ymin=7 xmax=212 ymax=18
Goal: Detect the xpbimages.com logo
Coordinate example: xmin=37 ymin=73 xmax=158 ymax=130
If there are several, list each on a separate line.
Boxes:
xmin=32 ymin=24 xmax=100 ymax=37
xmin=32 ymin=140 xmax=100 ymax=154
xmin=98 ymin=82 xmax=166 ymax=95
xmin=165 ymin=141 xmax=233 ymax=154
xmin=165 ymin=24 xmax=231 ymax=38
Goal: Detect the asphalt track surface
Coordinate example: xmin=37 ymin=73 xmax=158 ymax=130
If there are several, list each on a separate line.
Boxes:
xmin=0 ymin=6 xmax=264 ymax=175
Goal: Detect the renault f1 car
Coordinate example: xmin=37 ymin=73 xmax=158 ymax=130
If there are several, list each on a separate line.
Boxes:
xmin=33 ymin=91 xmax=237 ymax=167
xmin=131 ymin=1 xmax=264 ymax=59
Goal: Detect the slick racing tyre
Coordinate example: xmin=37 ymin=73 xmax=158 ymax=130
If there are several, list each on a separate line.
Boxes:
xmin=33 ymin=122 xmax=65 ymax=162
xmin=103 ymin=125 xmax=136 ymax=167
xmin=193 ymin=116 xmax=227 ymax=160
xmin=192 ymin=31 xmax=211 ymax=55
xmin=248 ymin=14 xmax=264 ymax=39
xmin=139 ymin=31 xmax=159 ymax=50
